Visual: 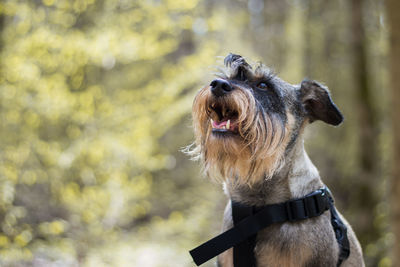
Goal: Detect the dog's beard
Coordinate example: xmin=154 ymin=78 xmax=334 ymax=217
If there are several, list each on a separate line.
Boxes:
xmin=187 ymin=85 xmax=288 ymax=185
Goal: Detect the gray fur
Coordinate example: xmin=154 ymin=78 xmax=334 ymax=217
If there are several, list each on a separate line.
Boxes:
xmin=220 ymin=140 xmax=364 ymax=266
xmin=194 ymin=54 xmax=364 ymax=267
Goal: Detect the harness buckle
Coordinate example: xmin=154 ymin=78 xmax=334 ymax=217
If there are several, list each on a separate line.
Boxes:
xmin=313 ymin=194 xmax=322 ymax=214
xmin=284 ymin=201 xmax=295 ymax=222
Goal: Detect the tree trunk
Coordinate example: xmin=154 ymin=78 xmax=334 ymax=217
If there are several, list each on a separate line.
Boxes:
xmin=303 ymin=0 xmax=319 ymax=77
xmin=387 ymin=0 xmax=400 ymax=265
xmin=351 ymin=0 xmax=377 ymax=172
xmin=350 ymin=0 xmax=381 ymax=255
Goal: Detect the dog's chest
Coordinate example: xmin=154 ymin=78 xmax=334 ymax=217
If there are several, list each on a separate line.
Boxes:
xmin=254 ymin=224 xmax=314 ymax=267
xmin=257 ymin=216 xmax=338 ymax=266
xmin=219 ymin=214 xmax=337 ymax=267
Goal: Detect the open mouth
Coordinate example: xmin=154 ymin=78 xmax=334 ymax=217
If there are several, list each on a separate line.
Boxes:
xmin=209 ymin=102 xmax=239 ymax=134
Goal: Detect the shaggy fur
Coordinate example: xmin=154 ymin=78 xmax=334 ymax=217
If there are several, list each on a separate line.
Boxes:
xmin=187 ymin=53 xmax=365 ymax=266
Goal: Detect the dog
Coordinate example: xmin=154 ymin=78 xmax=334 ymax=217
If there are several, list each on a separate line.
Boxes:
xmin=187 ymin=54 xmax=364 ymax=267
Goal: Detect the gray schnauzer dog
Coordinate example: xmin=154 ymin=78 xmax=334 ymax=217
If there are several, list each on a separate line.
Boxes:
xmin=187 ymin=54 xmax=364 ymax=267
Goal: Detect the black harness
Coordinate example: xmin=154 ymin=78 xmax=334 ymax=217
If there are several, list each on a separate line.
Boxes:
xmin=189 ymin=187 xmax=350 ymax=267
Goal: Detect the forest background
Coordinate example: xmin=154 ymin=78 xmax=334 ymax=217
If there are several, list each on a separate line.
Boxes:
xmin=1 ymin=0 xmax=400 ymax=266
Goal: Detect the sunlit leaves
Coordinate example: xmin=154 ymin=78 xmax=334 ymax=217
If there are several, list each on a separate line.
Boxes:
xmin=0 ymin=0 xmax=220 ymax=265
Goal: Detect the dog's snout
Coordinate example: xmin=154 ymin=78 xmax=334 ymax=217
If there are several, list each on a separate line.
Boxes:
xmin=210 ymin=79 xmax=233 ymax=97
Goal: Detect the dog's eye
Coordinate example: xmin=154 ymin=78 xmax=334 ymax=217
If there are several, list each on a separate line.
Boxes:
xmin=257 ymin=82 xmax=268 ymax=89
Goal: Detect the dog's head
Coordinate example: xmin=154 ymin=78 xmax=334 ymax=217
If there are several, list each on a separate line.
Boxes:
xmin=188 ymin=54 xmax=343 ymax=185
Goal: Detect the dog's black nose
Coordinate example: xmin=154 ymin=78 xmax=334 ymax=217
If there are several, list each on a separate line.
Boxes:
xmin=210 ymin=79 xmax=233 ymax=97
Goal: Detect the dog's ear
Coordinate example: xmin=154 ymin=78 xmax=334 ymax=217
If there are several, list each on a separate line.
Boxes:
xmin=299 ymin=79 xmax=343 ymax=126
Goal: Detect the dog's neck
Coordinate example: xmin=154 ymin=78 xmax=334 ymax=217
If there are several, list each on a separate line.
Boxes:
xmin=225 ymin=139 xmax=324 ymax=206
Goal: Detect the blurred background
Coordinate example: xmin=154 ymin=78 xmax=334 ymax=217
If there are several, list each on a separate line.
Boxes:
xmin=0 ymin=0 xmax=399 ymax=266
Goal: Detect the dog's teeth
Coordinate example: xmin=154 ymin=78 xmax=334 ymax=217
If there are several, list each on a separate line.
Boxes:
xmin=226 ymin=120 xmax=230 ymax=130
xmin=211 ymin=119 xmax=214 ymax=127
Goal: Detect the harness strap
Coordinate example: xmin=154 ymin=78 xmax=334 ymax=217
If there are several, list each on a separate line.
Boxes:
xmin=231 ymin=201 xmax=257 ymax=267
xmin=189 ymin=188 xmax=330 ymax=266
xmin=326 ymin=188 xmax=351 ymax=267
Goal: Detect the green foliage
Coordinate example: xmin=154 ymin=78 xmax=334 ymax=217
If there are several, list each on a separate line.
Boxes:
xmin=0 ymin=0 xmax=222 ymax=265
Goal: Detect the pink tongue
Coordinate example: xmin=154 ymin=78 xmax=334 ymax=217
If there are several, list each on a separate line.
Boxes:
xmin=212 ymin=120 xmax=228 ymax=128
